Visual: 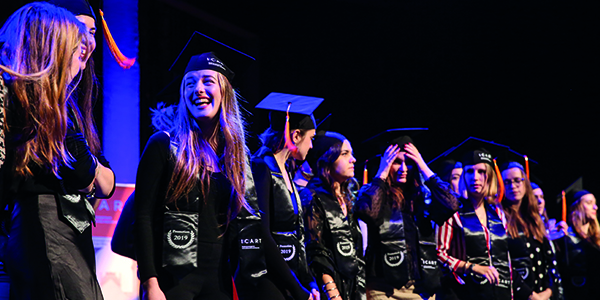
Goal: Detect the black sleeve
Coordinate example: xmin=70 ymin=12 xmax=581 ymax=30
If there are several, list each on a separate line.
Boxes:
xmin=354 ymin=178 xmax=387 ymax=224
xmin=512 ymin=267 xmax=534 ymax=300
xmin=134 ymin=132 xmax=172 ymax=283
xmin=543 ymin=238 xmax=563 ymax=300
xmin=423 ymin=175 xmax=461 ymax=225
xmin=60 ymin=130 xmax=97 ymax=190
xmin=252 ymin=159 xmax=310 ymax=300
xmin=302 ymin=189 xmax=336 ymax=279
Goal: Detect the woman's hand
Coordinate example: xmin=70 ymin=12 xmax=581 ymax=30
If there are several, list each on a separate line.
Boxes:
xmin=376 ymin=144 xmax=400 ymax=180
xmin=403 ymin=143 xmax=434 ymax=179
xmin=322 ymin=274 xmax=342 ymax=300
xmin=142 ymin=277 xmax=166 ymax=300
xmin=310 ymin=288 xmax=320 ymax=300
xmin=471 ymin=264 xmax=500 ymax=285
xmin=556 ymin=220 xmax=569 ymax=235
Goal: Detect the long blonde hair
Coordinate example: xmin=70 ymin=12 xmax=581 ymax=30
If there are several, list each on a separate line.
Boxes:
xmin=458 ymin=163 xmax=498 ymax=204
xmin=569 ymin=194 xmax=600 ymax=247
xmin=166 ymin=72 xmax=248 ymax=222
xmin=0 ymin=2 xmax=87 ymax=177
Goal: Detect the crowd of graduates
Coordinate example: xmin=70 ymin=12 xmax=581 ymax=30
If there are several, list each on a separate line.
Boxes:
xmin=0 ymin=1 xmax=598 ymax=300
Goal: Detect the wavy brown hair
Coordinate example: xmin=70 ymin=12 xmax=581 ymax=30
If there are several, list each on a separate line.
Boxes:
xmin=569 ymin=194 xmax=600 ymax=247
xmin=315 ymin=139 xmax=354 ymax=210
xmin=0 ymin=2 xmax=87 ymax=177
xmin=501 ymin=168 xmax=546 ymax=242
xmin=166 ymin=72 xmax=248 ymax=222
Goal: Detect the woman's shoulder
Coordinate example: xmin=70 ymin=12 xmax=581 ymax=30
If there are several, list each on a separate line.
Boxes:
xmin=145 ymin=131 xmax=171 ymax=147
xmin=140 ymin=131 xmax=173 ymax=158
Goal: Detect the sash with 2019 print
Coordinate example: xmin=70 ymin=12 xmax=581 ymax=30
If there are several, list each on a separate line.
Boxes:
xmin=270 ymin=167 xmax=305 ymax=271
xmin=460 ymin=200 xmax=512 ymax=300
xmin=320 ymin=193 xmax=362 ymax=280
xmin=378 ymin=207 xmax=411 ymax=288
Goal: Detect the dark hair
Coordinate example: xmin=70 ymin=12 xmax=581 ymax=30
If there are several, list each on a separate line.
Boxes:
xmin=315 ymin=140 xmax=353 ymax=210
xmin=71 ymin=58 xmax=101 ymax=155
xmin=385 ymin=157 xmax=419 ymax=211
xmin=258 ymin=127 xmax=308 ymax=154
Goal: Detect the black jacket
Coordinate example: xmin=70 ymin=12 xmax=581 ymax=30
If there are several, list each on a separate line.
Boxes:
xmin=355 ymin=175 xmax=459 ymax=297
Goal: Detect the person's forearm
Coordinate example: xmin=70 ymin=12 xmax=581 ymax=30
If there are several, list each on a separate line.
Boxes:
xmin=94 ymin=164 xmax=115 ymax=198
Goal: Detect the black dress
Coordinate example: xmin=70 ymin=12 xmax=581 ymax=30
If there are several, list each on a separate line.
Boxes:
xmin=134 ymin=131 xmax=233 ymax=300
xmin=3 ymin=97 xmax=108 ymax=299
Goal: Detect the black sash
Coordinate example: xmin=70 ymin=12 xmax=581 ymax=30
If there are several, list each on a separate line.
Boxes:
xmin=378 ymin=207 xmax=411 ymax=288
xmin=264 ymin=155 xmax=308 ymax=274
xmin=459 ymin=199 xmax=512 ymax=300
xmin=319 ymin=192 xmax=362 ymax=279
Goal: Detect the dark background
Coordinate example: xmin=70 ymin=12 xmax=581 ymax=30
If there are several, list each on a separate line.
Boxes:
xmin=2 ymin=0 xmax=599 ymax=218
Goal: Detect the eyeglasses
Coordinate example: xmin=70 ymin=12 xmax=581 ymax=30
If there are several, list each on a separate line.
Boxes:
xmin=503 ymin=178 xmax=525 ymax=186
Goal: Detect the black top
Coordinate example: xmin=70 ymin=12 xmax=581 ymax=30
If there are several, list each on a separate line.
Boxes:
xmin=301 ymin=177 xmax=366 ymax=300
xmin=251 ymin=147 xmax=312 ymax=300
xmin=134 ymin=131 xmax=231 ymax=282
xmin=509 ymin=235 xmax=562 ymax=300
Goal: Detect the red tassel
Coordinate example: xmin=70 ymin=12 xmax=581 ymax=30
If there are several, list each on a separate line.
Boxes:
xmin=231 ymin=277 xmax=238 ymax=300
xmin=562 ymin=190 xmax=567 ymax=223
xmin=99 ymin=9 xmax=136 ymax=69
xmin=524 ymin=155 xmax=530 ymax=180
xmin=493 ymin=159 xmax=504 ymax=203
xmin=283 ymin=102 xmax=298 ymax=154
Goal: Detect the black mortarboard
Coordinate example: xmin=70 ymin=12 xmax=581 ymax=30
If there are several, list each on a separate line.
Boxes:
xmin=556 ymin=177 xmax=584 ymax=205
xmin=305 ymin=131 xmax=347 ymax=171
xmin=361 ymin=128 xmax=428 ymax=159
xmin=435 ymin=159 xmax=463 ymax=182
xmin=428 ymin=137 xmax=511 ymax=168
xmin=169 ymin=31 xmax=256 ymax=82
xmin=48 ymin=0 xmax=96 ymax=20
xmin=255 ymin=92 xmax=324 ymax=130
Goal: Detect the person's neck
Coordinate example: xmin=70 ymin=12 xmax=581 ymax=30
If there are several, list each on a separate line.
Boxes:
xmin=470 ymin=194 xmax=485 ymax=209
xmin=273 ymin=148 xmax=292 ymax=172
xmin=197 ymin=118 xmax=218 ymax=140
xmin=581 ymin=222 xmax=590 ymax=237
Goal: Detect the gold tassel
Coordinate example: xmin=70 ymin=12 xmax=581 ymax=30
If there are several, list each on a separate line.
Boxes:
xmin=99 ymin=9 xmax=136 ymax=69
xmin=363 ymin=160 xmax=368 ymax=185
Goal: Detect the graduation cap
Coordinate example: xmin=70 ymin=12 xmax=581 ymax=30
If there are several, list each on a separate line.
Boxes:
xmin=48 ymin=0 xmax=95 ymax=19
xmin=556 ymin=177 xmax=584 ymax=223
xmin=169 ymin=31 xmax=256 ymax=82
xmin=255 ymin=92 xmax=323 ymax=154
xmin=156 ymin=31 xmax=256 ymax=101
xmin=305 ymin=131 xmax=348 ymax=172
xmin=256 ymin=92 xmax=323 ymax=130
xmin=427 ymin=136 xmax=512 ymax=168
xmin=427 ymin=137 xmax=512 ymax=201
xmin=359 ymin=128 xmax=428 ymax=184
xmin=48 ymin=0 xmax=136 ymax=69
xmin=434 ymin=159 xmax=463 ymax=184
